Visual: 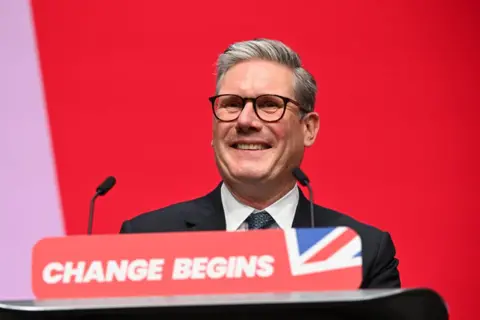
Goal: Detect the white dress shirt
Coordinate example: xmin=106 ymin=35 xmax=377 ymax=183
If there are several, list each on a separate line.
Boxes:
xmin=220 ymin=182 xmax=299 ymax=231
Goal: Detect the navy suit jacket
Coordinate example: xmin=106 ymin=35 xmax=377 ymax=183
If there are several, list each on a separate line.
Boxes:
xmin=120 ymin=183 xmax=401 ymax=289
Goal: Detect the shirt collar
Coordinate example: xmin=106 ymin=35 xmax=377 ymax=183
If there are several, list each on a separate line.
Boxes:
xmin=220 ymin=182 xmax=299 ymax=231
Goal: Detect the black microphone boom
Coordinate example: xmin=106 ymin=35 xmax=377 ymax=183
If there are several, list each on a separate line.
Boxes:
xmin=88 ymin=176 xmax=116 ymax=235
xmin=292 ymin=167 xmax=315 ymax=228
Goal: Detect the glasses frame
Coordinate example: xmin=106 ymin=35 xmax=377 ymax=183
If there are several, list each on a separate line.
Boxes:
xmin=208 ymin=94 xmax=308 ymax=123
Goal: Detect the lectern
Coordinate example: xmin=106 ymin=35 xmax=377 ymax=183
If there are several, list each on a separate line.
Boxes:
xmin=3 ymin=227 xmax=448 ymax=319
xmin=0 ymin=288 xmax=448 ymax=319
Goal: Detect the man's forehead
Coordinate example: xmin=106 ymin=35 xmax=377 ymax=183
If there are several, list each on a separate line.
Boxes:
xmin=218 ymin=60 xmax=294 ymax=96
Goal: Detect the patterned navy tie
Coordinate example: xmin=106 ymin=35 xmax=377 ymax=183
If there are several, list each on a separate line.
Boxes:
xmin=245 ymin=211 xmax=275 ymax=230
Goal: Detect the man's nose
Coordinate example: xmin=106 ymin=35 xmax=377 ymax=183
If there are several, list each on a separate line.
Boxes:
xmin=236 ymin=102 xmax=262 ymax=131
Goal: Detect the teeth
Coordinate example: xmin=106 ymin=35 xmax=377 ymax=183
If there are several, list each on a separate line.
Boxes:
xmin=235 ymin=143 xmax=269 ymax=150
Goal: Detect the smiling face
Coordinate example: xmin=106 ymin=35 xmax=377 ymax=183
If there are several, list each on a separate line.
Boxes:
xmin=212 ymin=59 xmax=319 ymax=187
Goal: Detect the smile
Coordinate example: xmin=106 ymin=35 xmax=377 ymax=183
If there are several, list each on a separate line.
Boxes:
xmin=231 ymin=143 xmax=272 ymax=150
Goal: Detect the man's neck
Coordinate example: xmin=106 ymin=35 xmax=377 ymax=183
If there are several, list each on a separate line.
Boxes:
xmin=223 ymin=178 xmax=297 ymax=210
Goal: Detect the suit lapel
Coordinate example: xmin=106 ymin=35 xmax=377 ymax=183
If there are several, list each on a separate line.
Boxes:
xmin=183 ymin=183 xmax=227 ymax=231
xmin=182 ymin=183 xmax=319 ymax=231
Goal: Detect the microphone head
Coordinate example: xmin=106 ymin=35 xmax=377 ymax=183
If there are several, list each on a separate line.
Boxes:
xmin=292 ymin=167 xmax=309 ymax=186
xmin=96 ymin=176 xmax=116 ymax=196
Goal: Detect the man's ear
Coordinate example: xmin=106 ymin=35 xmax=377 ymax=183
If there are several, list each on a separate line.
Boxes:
xmin=303 ymin=112 xmax=320 ymax=147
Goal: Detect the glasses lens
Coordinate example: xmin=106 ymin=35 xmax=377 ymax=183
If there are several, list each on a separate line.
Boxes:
xmin=213 ymin=95 xmax=243 ymax=121
xmin=255 ymin=95 xmax=285 ymax=121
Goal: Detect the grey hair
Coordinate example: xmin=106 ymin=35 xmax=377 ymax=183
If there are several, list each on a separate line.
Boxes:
xmin=215 ymin=38 xmax=317 ymax=112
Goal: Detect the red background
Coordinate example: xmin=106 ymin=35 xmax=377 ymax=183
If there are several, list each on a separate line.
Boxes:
xmin=31 ymin=0 xmax=479 ymax=318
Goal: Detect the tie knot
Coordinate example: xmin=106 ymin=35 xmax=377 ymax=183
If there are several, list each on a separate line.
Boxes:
xmin=245 ymin=211 xmax=275 ymax=230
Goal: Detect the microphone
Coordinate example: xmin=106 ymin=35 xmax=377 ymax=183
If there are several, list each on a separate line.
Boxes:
xmin=88 ymin=176 xmax=116 ymax=235
xmin=292 ymin=167 xmax=315 ymax=228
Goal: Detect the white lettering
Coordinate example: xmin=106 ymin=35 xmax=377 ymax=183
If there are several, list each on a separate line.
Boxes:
xmin=172 ymin=255 xmax=274 ymax=280
xmin=191 ymin=257 xmax=208 ymax=279
xmin=63 ymin=261 xmax=86 ymax=283
xmin=105 ymin=260 xmax=129 ymax=281
xmin=41 ymin=259 xmax=165 ymax=284
xmin=171 ymin=258 xmax=192 ymax=280
xmin=206 ymin=257 xmax=228 ymax=279
xmin=127 ymin=259 xmax=148 ymax=281
xmin=83 ymin=261 xmax=105 ymax=283
xmin=234 ymin=256 xmax=257 ymax=278
xmin=42 ymin=262 xmax=64 ymax=284
xmin=226 ymin=256 xmax=236 ymax=278
xmin=147 ymin=259 xmax=164 ymax=280
xmin=41 ymin=256 xmax=272 ymax=284
xmin=256 ymin=255 xmax=275 ymax=277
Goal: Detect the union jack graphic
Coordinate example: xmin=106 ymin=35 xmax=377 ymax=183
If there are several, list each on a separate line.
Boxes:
xmin=284 ymin=227 xmax=362 ymax=276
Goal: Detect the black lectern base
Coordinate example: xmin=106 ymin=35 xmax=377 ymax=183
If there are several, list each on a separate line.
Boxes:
xmin=0 ymin=289 xmax=448 ymax=320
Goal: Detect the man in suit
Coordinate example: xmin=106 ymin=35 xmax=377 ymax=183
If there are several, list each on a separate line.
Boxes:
xmin=120 ymin=38 xmax=401 ymax=289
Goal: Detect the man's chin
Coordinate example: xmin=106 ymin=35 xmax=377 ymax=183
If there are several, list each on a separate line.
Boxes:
xmin=216 ymin=157 xmax=275 ymax=184
xmin=227 ymin=169 xmax=272 ymax=184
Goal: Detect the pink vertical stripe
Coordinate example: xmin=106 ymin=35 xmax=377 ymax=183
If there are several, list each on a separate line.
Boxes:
xmin=0 ymin=0 xmax=65 ymax=300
